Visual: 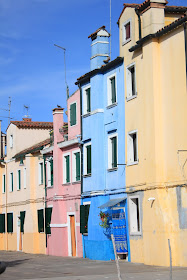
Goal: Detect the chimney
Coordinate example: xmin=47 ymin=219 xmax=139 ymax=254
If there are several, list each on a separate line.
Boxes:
xmin=52 ymin=108 xmax=64 ymax=144
xmin=88 ymin=26 xmax=110 ymax=71
xmin=141 ymin=0 xmax=167 ymax=37
xmin=22 ymin=117 xmax=32 ymax=122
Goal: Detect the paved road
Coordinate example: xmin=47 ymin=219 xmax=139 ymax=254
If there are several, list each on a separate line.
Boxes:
xmin=0 ymin=251 xmax=186 ymax=280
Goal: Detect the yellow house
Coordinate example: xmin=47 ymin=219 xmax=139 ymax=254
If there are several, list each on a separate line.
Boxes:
xmin=0 ymin=117 xmax=53 ymax=254
xmin=118 ymin=0 xmax=187 ymax=266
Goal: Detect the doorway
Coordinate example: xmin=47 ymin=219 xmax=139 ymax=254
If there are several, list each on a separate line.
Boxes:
xmin=69 ymin=215 xmax=76 ymax=257
xmin=17 ymin=216 xmax=22 ymax=251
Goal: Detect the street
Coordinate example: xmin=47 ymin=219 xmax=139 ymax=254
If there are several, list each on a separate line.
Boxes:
xmin=0 ymin=251 xmax=186 ymax=280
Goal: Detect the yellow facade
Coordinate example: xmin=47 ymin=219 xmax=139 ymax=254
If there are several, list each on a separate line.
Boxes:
xmin=119 ymin=1 xmax=187 ymax=267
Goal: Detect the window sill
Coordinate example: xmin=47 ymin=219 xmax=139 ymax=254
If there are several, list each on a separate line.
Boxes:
xmin=17 ymin=189 xmax=21 ymax=191
xmin=62 ymin=182 xmax=71 ymax=186
xmin=107 ymin=167 xmax=118 ymax=172
xmin=127 ymin=161 xmax=138 ymax=166
xmin=47 ymin=185 xmax=53 ymax=189
xmin=82 ymin=112 xmax=91 ymax=118
xmin=122 ymin=38 xmax=131 ymax=46
xmin=107 ymin=102 xmax=118 ymax=109
xmin=82 ymin=233 xmax=88 ymax=236
xmin=130 ymin=232 xmax=142 ymax=236
xmin=72 ymin=180 xmax=81 ymax=184
xmin=83 ymin=173 xmax=91 ymax=178
xmin=39 ymin=183 xmax=44 ymax=186
xmin=70 ymin=123 xmax=77 ymax=127
xmin=126 ymin=94 xmax=137 ymax=102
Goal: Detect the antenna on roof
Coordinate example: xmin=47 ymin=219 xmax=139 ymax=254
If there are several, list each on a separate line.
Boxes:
xmin=8 ymin=97 xmax=11 ymax=125
xmin=110 ymin=0 xmax=112 ymax=59
xmin=24 ymin=105 xmax=30 ymax=117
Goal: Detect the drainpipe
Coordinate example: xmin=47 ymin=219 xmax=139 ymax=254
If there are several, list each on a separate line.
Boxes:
xmin=43 ymin=155 xmax=47 ymax=249
xmin=79 ymin=85 xmax=83 ymax=195
xmin=184 ymin=22 xmax=187 ymax=85
xmin=135 ymin=8 xmax=142 ymax=40
xmin=1 ymin=161 xmax=8 ymax=250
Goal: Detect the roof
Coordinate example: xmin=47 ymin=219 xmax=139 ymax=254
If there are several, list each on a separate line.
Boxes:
xmin=129 ymin=15 xmax=187 ymax=52
xmin=88 ymin=25 xmax=110 ymax=39
xmin=14 ymin=138 xmax=51 ymax=159
xmin=75 ymin=57 xmax=123 ymax=85
xmin=10 ymin=120 xmax=53 ymax=129
xmin=98 ymin=197 xmax=126 ymax=209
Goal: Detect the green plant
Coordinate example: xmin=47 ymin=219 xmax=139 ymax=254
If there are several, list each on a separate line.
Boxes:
xmin=99 ymin=211 xmax=109 ymax=228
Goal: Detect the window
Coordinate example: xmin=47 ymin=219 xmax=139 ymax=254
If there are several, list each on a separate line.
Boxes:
xmin=80 ymin=204 xmax=90 ymax=234
xmin=84 ymin=143 xmax=91 ymax=175
xmin=129 ymin=196 xmax=141 ymax=234
xmin=122 ymin=19 xmax=131 ymax=45
xmin=24 ymin=168 xmax=26 ymax=189
xmin=45 ymin=207 xmax=52 ymax=234
xmin=7 ymin=213 xmax=13 ymax=233
xmin=0 ymin=214 xmax=5 ymax=233
xmin=37 ymin=209 xmax=44 ymax=233
xmin=39 ymin=162 xmax=44 ymax=185
xmin=2 ymin=174 xmax=5 ymax=193
xmin=83 ymin=86 xmax=91 ymax=114
xmin=107 ymin=74 xmax=117 ymax=106
xmin=10 ymin=134 xmax=13 ymax=148
xmin=9 ymin=172 xmax=13 ymax=192
xmin=126 ymin=63 xmax=137 ymax=100
xmin=63 ymin=154 xmax=70 ymax=183
xmin=47 ymin=159 xmax=53 ymax=187
xmin=70 ymin=102 xmax=77 ymax=126
xmin=17 ymin=170 xmax=21 ymax=190
xmin=72 ymin=151 xmax=81 ymax=182
xmin=108 ymin=134 xmax=118 ymax=169
xmin=127 ymin=130 xmax=138 ymax=165
xmin=20 ymin=211 xmax=26 ymax=233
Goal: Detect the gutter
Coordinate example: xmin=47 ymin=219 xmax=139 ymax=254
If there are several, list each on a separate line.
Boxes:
xmin=135 ymin=7 xmax=142 ymax=40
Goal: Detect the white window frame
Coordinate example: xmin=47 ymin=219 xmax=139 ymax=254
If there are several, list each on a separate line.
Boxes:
xmin=46 ymin=159 xmax=52 ymax=187
xmin=108 ymin=133 xmax=118 ymax=170
xmin=2 ymin=174 xmax=5 ymax=194
xmin=122 ymin=19 xmax=132 ymax=45
xmin=10 ymin=134 xmax=13 ymax=149
xmin=127 ymin=130 xmax=138 ymax=166
xmin=83 ymin=85 xmax=91 ymax=115
xmin=126 ymin=62 xmax=137 ymax=101
xmin=83 ymin=142 xmax=92 ymax=176
xmin=63 ymin=152 xmax=71 ymax=184
xmin=128 ymin=195 xmax=141 ymax=235
xmin=107 ymin=73 xmax=117 ymax=106
xmin=69 ymin=101 xmax=77 ymax=127
xmin=72 ymin=149 xmax=81 ymax=182
xmin=9 ymin=172 xmax=13 ymax=192
xmin=38 ymin=161 xmax=44 ymax=185
xmin=17 ymin=169 xmax=21 ymax=191
xmin=23 ymin=167 xmax=27 ymax=189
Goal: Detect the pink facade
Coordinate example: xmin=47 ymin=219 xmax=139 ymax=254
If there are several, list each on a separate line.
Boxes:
xmin=46 ymin=90 xmax=82 ymax=257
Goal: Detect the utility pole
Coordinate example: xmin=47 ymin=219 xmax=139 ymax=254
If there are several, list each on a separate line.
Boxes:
xmin=54 ymin=44 xmax=69 ymax=101
xmin=110 ymin=0 xmax=112 ymax=59
xmin=8 ymin=97 xmax=11 ymax=125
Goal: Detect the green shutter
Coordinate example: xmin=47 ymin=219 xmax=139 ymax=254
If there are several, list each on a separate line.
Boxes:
xmin=112 ymin=137 xmax=117 ymax=168
xmin=7 ymin=213 xmax=13 ymax=233
xmin=50 ymin=160 xmax=53 ymax=186
xmin=66 ymin=155 xmax=70 ymax=183
xmin=20 ymin=211 xmax=26 ymax=233
xmin=70 ymin=103 xmax=76 ymax=126
xmin=18 ymin=170 xmax=21 ymax=190
xmin=87 ymin=145 xmax=91 ymax=174
xmin=41 ymin=163 xmax=43 ymax=184
xmin=45 ymin=208 xmax=52 ymax=234
xmin=111 ymin=77 xmax=116 ymax=104
xmin=75 ymin=152 xmax=80 ymax=181
xmin=3 ymin=175 xmax=5 ymax=193
xmin=80 ymin=205 xmax=90 ymax=234
xmin=86 ymin=88 xmax=91 ymax=113
xmin=37 ymin=209 xmax=44 ymax=233
xmin=0 ymin=214 xmax=5 ymax=233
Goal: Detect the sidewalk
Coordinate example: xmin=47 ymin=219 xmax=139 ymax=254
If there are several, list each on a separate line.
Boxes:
xmin=0 ymin=251 xmax=186 ymax=280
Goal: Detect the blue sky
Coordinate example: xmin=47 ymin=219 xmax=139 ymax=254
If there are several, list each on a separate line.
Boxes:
xmin=0 ymin=0 xmax=185 ymax=132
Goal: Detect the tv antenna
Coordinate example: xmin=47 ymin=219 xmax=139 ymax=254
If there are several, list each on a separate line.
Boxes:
xmin=24 ymin=105 xmax=30 ymax=117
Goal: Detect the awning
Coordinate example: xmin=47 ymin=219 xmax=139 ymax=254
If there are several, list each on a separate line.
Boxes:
xmin=98 ymin=197 xmax=126 ymax=209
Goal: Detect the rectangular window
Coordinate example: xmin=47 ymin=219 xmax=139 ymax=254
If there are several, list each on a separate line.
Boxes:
xmin=10 ymin=134 xmax=13 ymax=148
xmin=24 ymin=168 xmax=26 ymax=189
xmin=108 ymin=134 xmax=118 ymax=169
xmin=129 ymin=197 xmax=141 ymax=234
xmin=65 ymin=155 xmax=70 ymax=183
xmin=70 ymin=102 xmax=77 ymax=126
xmin=20 ymin=211 xmax=26 ymax=233
xmin=37 ymin=209 xmax=44 ymax=233
xmin=50 ymin=160 xmax=53 ymax=186
xmin=72 ymin=151 xmax=81 ymax=182
xmin=122 ymin=19 xmax=131 ymax=45
xmin=127 ymin=130 xmax=138 ymax=165
xmin=83 ymin=86 xmax=91 ymax=114
xmin=39 ymin=162 xmax=43 ymax=185
xmin=7 ymin=213 xmax=13 ymax=233
xmin=80 ymin=204 xmax=90 ymax=234
xmin=126 ymin=64 xmax=137 ymax=99
xmin=17 ymin=170 xmax=21 ymax=190
xmin=2 ymin=174 xmax=5 ymax=193
xmin=84 ymin=144 xmax=91 ymax=175
xmin=45 ymin=207 xmax=52 ymax=234
xmin=107 ymin=74 xmax=117 ymax=106
xmin=75 ymin=152 xmax=81 ymax=181
xmin=47 ymin=159 xmax=53 ymax=187
xmin=10 ymin=172 xmax=13 ymax=192
xmin=0 ymin=214 xmax=5 ymax=233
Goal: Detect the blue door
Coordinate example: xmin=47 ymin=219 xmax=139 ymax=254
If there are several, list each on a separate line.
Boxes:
xmin=112 ymin=208 xmax=128 ymax=253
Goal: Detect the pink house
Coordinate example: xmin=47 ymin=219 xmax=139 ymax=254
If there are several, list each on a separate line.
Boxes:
xmin=44 ymin=89 xmax=82 ymax=257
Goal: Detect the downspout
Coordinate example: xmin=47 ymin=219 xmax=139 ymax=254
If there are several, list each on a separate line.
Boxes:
xmin=79 ymin=84 xmax=83 ymax=195
xmin=135 ymin=8 xmax=142 ymax=40
xmin=43 ymin=155 xmax=47 ymax=249
xmin=184 ymin=22 xmax=187 ymax=85
xmin=2 ymin=161 xmax=8 ymax=250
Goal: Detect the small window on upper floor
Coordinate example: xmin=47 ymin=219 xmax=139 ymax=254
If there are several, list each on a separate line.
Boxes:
xmin=70 ymin=102 xmax=77 ymax=126
xmin=122 ymin=19 xmax=131 ymax=45
xmin=108 ymin=134 xmax=118 ymax=170
xmin=127 ymin=130 xmax=138 ymax=165
xmin=83 ymin=86 xmax=91 ymax=115
xmin=63 ymin=154 xmax=70 ymax=184
xmin=10 ymin=135 xmax=13 ymax=149
xmin=126 ymin=63 xmax=137 ymax=100
xmin=107 ymin=74 xmax=117 ymax=107
xmin=84 ymin=143 xmax=91 ymax=176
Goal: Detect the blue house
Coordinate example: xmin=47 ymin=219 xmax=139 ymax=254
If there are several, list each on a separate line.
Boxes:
xmin=76 ymin=26 xmax=130 ymax=261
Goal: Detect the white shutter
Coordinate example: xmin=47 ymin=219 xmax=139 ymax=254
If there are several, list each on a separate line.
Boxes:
xmin=126 ymin=67 xmax=132 ymax=99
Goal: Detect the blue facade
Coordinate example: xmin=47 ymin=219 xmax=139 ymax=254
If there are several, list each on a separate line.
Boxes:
xmin=77 ymin=27 xmax=130 ymax=261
